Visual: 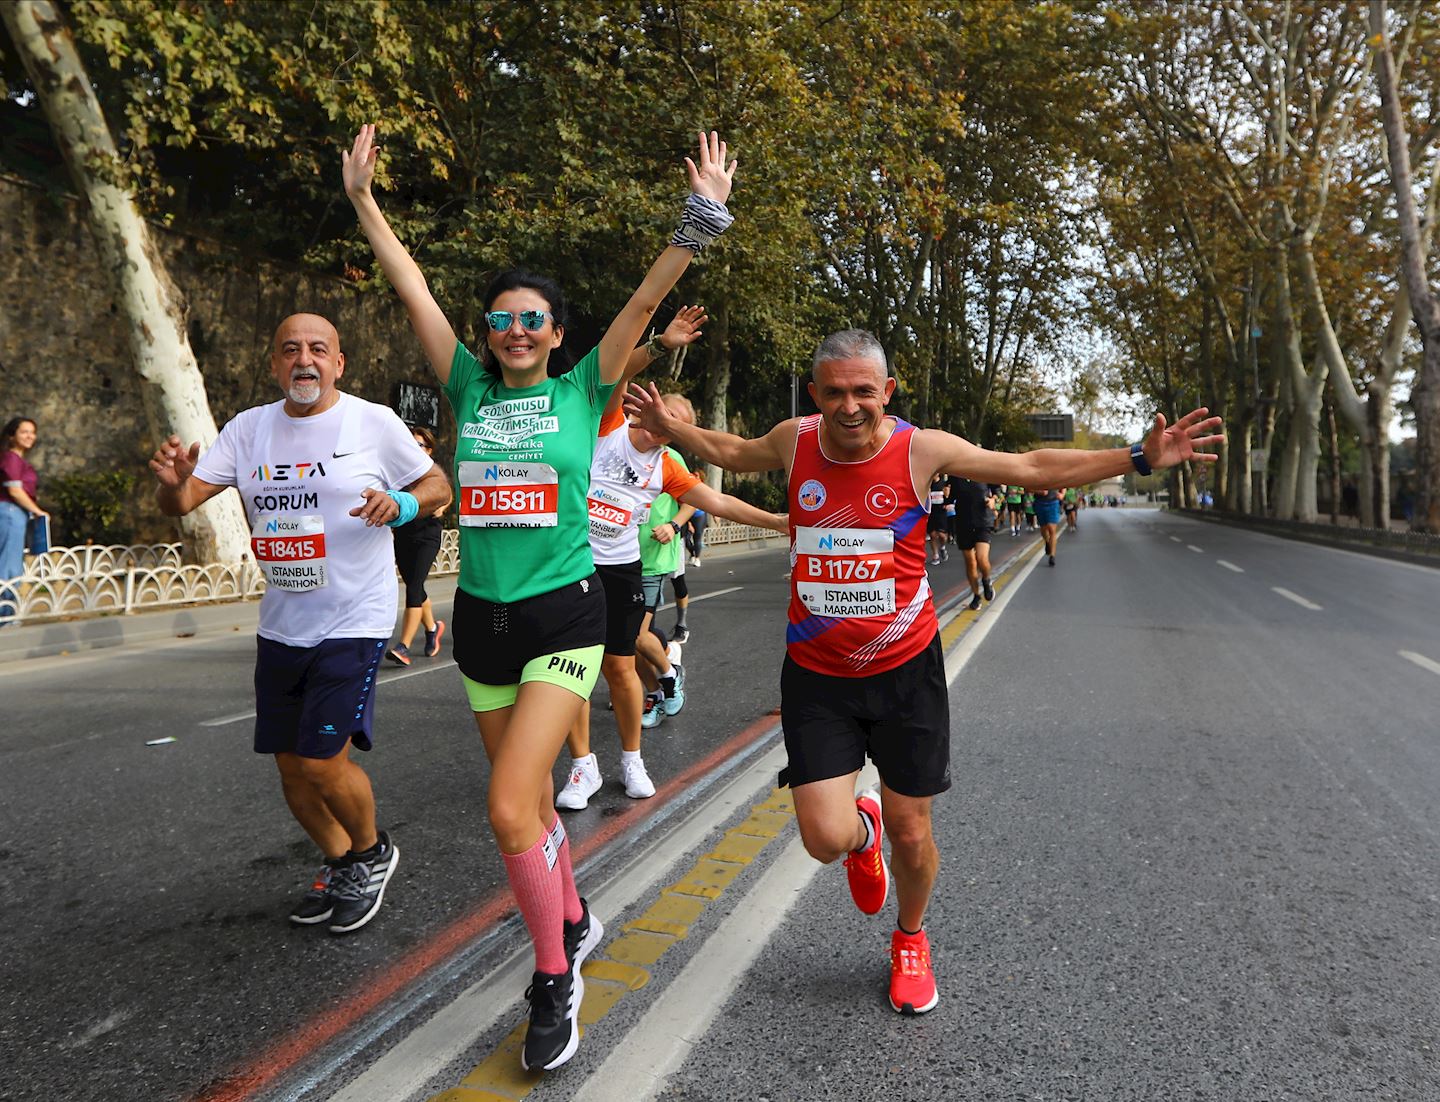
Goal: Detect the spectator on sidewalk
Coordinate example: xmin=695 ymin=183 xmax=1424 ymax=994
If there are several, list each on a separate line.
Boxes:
xmin=1 ymin=417 xmax=48 ymax=624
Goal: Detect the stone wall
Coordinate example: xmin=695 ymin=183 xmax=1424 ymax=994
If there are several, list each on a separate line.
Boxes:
xmin=0 ymin=173 xmax=447 ymax=544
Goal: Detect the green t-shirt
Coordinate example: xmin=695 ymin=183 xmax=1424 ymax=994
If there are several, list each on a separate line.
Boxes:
xmin=640 ymin=449 xmax=690 ymax=577
xmin=1006 ymin=487 xmax=1022 ymax=504
xmin=444 ymin=342 xmax=614 ymax=602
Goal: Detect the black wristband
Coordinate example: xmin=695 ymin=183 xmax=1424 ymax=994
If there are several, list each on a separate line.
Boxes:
xmin=1129 ymin=442 xmax=1152 ymax=476
xmin=670 ymin=521 xmax=683 ymax=534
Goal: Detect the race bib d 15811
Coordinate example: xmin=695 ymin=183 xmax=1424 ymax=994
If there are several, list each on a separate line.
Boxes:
xmin=458 ymin=462 xmax=559 ymax=527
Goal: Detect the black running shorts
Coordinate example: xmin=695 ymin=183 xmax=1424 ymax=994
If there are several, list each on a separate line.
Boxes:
xmin=596 ymin=560 xmax=647 ymax=656
xmin=254 ymin=636 xmax=387 ymax=758
xmin=951 ymin=526 xmax=990 ymax=551
xmin=452 ymin=574 xmax=605 ymax=685
xmin=778 ymin=633 xmax=950 ymax=797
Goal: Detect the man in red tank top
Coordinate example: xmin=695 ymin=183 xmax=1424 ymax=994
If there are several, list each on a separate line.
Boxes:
xmin=625 ymin=330 xmax=1223 ymax=1017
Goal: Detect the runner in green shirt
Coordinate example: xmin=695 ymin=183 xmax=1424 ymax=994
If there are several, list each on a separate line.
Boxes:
xmin=345 ymin=125 xmax=738 ymax=1073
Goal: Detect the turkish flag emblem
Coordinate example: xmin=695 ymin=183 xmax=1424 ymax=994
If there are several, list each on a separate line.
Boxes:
xmin=865 ymin=484 xmax=898 ymax=517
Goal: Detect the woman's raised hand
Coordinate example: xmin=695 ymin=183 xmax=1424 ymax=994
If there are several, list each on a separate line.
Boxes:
xmin=343 ymin=124 xmax=379 ymax=199
xmin=684 ymin=131 xmax=737 ymax=206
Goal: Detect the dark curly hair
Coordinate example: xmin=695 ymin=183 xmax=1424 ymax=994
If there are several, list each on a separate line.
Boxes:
xmin=2 ymin=417 xmax=36 ymax=450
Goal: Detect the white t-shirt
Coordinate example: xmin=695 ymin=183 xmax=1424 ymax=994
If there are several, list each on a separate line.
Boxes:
xmin=586 ymin=409 xmax=700 ymax=566
xmin=194 ymin=393 xmax=433 ymax=647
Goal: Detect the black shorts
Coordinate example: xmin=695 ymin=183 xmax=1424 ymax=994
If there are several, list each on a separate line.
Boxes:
xmin=452 ymin=574 xmax=605 ymax=684
xmin=253 ymin=636 xmax=387 ymax=758
xmin=597 ymin=560 xmax=647 ymax=656
xmin=951 ymin=526 xmax=990 ymax=551
xmin=926 ymin=509 xmax=949 ymax=532
xmin=778 ymin=633 xmax=950 ymax=798
xmin=393 ymin=516 xmax=443 ymax=608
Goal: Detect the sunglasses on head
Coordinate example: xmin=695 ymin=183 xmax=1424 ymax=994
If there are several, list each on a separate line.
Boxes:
xmin=485 ymin=310 xmax=552 ymax=332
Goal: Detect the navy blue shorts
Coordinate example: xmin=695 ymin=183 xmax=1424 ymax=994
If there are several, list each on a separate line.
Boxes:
xmin=253 ymin=636 xmax=387 ymax=758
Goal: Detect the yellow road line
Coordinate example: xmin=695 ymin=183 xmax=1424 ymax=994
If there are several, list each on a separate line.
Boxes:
xmin=431 ymin=791 xmax=798 ymax=1100
xmin=429 ymin=535 xmax=1049 ymax=1096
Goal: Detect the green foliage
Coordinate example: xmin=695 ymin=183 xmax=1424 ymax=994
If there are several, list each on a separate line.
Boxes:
xmin=723 ymin=475 xmax=786 ymax=515
xmin=45 ymin=470 xmax=138 ymax=545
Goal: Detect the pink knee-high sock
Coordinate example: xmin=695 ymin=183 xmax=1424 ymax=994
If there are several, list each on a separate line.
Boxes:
xmin=502 ymin=833 xmax=568 ymax=975
xmin=549 ymin=814 xmax=584 ymax=925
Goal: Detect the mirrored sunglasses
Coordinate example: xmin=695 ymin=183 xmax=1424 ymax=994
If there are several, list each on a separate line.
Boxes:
xmin=485 ymin=310 xmax=552 ymax=332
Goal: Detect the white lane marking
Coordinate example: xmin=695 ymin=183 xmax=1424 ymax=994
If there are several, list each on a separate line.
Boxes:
xmin=1399 ymin=650 xmax=1440 ymax=677
xmin=1272 ymin=587 xmax=1323 ymax=610
xmin=1187 ymin=544 xmax=1204 ymax=553
xmin=572 ymin=556 xmax=1045 ymax=1102
xmin=1169 ymin=536 xmax=1182 ymax=543
xmin=1217 ymin=560 xmax=1244 ymax=573
xmin=199 ymin=659 xmax=458 ymax=727
xmin=654 ymin=585 xmax=742 ymax=612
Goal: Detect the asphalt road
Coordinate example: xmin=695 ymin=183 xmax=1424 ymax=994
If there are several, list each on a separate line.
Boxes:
xmin=7 ymin=509 xmax=1438 ymax=1102
xmin=0 ymin=535 xmax=1009 ymax=1102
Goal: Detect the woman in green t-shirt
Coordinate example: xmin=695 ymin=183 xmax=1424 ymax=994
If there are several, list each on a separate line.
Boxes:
xmin=344 ymin=125 xmax=737 ymax=1073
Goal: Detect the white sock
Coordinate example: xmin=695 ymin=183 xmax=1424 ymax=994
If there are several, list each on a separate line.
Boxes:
xmin=574 ymin=753 xmax=596 ymax=769
xmin=621 ymin=749 xmax=642 ymax=765
xmin=659 ymin=665 xmax=675 ymax=679
xmin=856 ymin=808 xmax=876 ymax=852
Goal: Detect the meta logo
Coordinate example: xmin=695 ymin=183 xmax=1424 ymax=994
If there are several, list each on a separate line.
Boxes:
xmin=483 ymin=464 xmax=531 ymax=480
xmin=797 ymin=479 xmax=827 ymax=511
xmin=249 ymin=461 xmax=327 ymax=481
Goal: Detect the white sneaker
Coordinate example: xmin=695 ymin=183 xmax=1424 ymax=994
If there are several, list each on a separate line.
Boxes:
xmin=621 ymin=756 xmax=656 ymax=799
xmin=556 ymin=755 xmax=602 ymax=810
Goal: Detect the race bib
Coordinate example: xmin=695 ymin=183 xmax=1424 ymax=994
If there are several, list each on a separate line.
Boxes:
xmin=251 ymin=514 xmax=327 ymax=592
xmin=794 ymin=526 xmax=896 ymax=618
xmin=458 ymin=462 xmax=559 ymax=527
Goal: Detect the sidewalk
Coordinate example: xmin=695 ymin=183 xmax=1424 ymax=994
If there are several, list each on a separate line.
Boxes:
xmin=0 ymin=537 xmax=781 ymax=666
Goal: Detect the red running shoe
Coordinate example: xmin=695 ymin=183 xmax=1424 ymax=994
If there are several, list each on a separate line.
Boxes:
xmin=843 ymin=789 xmax=887 ymax=915
xmin=889 ymin=927 xmax=939 ymax=1015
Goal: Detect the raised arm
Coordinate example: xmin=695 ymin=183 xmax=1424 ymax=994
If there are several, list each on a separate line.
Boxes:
xmin=625 ymin=381 xmax=798 ymax=474
xmin=344 ymin=125 xmax=459 ymax=383
xmin=597 ymin=132 xmax=736 ymax=384
xmin=916 ymin=408 xmax=1224 ymax=488
xmin=605 ymin=305 xmax=709 ymax=421
xmin=679 ymin=482 xmax=787 ymax=534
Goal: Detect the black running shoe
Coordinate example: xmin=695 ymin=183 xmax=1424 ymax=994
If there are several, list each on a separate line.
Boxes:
xmin=1048 ymin=554 xmax=1056 ymax=566
xmin=327 ymin=831 xmax=399 ymax=935
xmin=564 ymin=898 xmax=605 ymax=1012
xmin=289 ymin=862 xmax=337 ymax=925
xmin=982 ymin=577 xmax=994 ymax=601
xmin=968 ymin=593 xmax=981 ymax=611
xmin=671 ymin=625 xmax=690 ymax=645
xmin=521 ymin=968 xmax=579 ymax=1071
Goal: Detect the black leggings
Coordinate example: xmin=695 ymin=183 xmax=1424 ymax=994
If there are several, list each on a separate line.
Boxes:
xmin=671 ymin=572 xmax=689 ymax=601
xmin=393 ymin=517 xmax=442 ymax=608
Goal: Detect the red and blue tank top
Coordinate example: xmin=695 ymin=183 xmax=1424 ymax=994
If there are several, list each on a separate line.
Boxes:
xmin=786 ymin=414 xmax=937 ymax=676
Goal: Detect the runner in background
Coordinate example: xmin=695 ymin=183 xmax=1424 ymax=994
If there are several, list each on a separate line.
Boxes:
xmin=624 ymin=327 xmax=1222 ymax=1018
xmin=1063 ymin=486 xmax=1080 ymax=532
xmin=925 ymin=472 xmax=949 ymax=565
xmin=385 ymin=425 xmax=447 ymax=666
xmin=1005 ymin=485 xmax=1024 ymax=536
xmin=561 ymin=386 xmax=784 ymax=810
xmin=149 ymin=313 xmax=449 ymax=937
xmin=1033 ymin=487 xmax=1063 ymax=565
xmin=345 ymin=124 xmax=738 ymax=1072
xmin=948 ymin=475 xmax=993 ymax=610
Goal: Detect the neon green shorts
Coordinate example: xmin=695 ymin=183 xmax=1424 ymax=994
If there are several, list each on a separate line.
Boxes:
xmin=461 ymin=644 xmax=605 ymax=713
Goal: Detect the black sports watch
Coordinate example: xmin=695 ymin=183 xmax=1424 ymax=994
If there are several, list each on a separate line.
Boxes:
xmin=1129 ymin=441 xmax=1152 ymax=476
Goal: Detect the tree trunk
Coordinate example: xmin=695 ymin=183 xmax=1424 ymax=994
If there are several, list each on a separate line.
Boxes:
xmin=1365 ymin=381 xmax=1393 ymax=528
xmin=701 ymin=292 xmax=731 ymax=492
xmin=1372 ymin=0 xmax=1440 ymax=533
xmin=3 ymin=0 xmax=250 ymax=563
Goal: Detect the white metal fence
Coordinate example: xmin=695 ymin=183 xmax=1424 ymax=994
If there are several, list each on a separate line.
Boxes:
xmin=0 ymin=522 xmax=776 ymax=626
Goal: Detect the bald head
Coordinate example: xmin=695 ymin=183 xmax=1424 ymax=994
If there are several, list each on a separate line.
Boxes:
xmin=273 ymin=313 xmax=341 ymax=355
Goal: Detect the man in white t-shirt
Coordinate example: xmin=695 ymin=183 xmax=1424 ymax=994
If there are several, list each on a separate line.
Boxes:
xmin=149 ymin=313 xmax=450 ymax=935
